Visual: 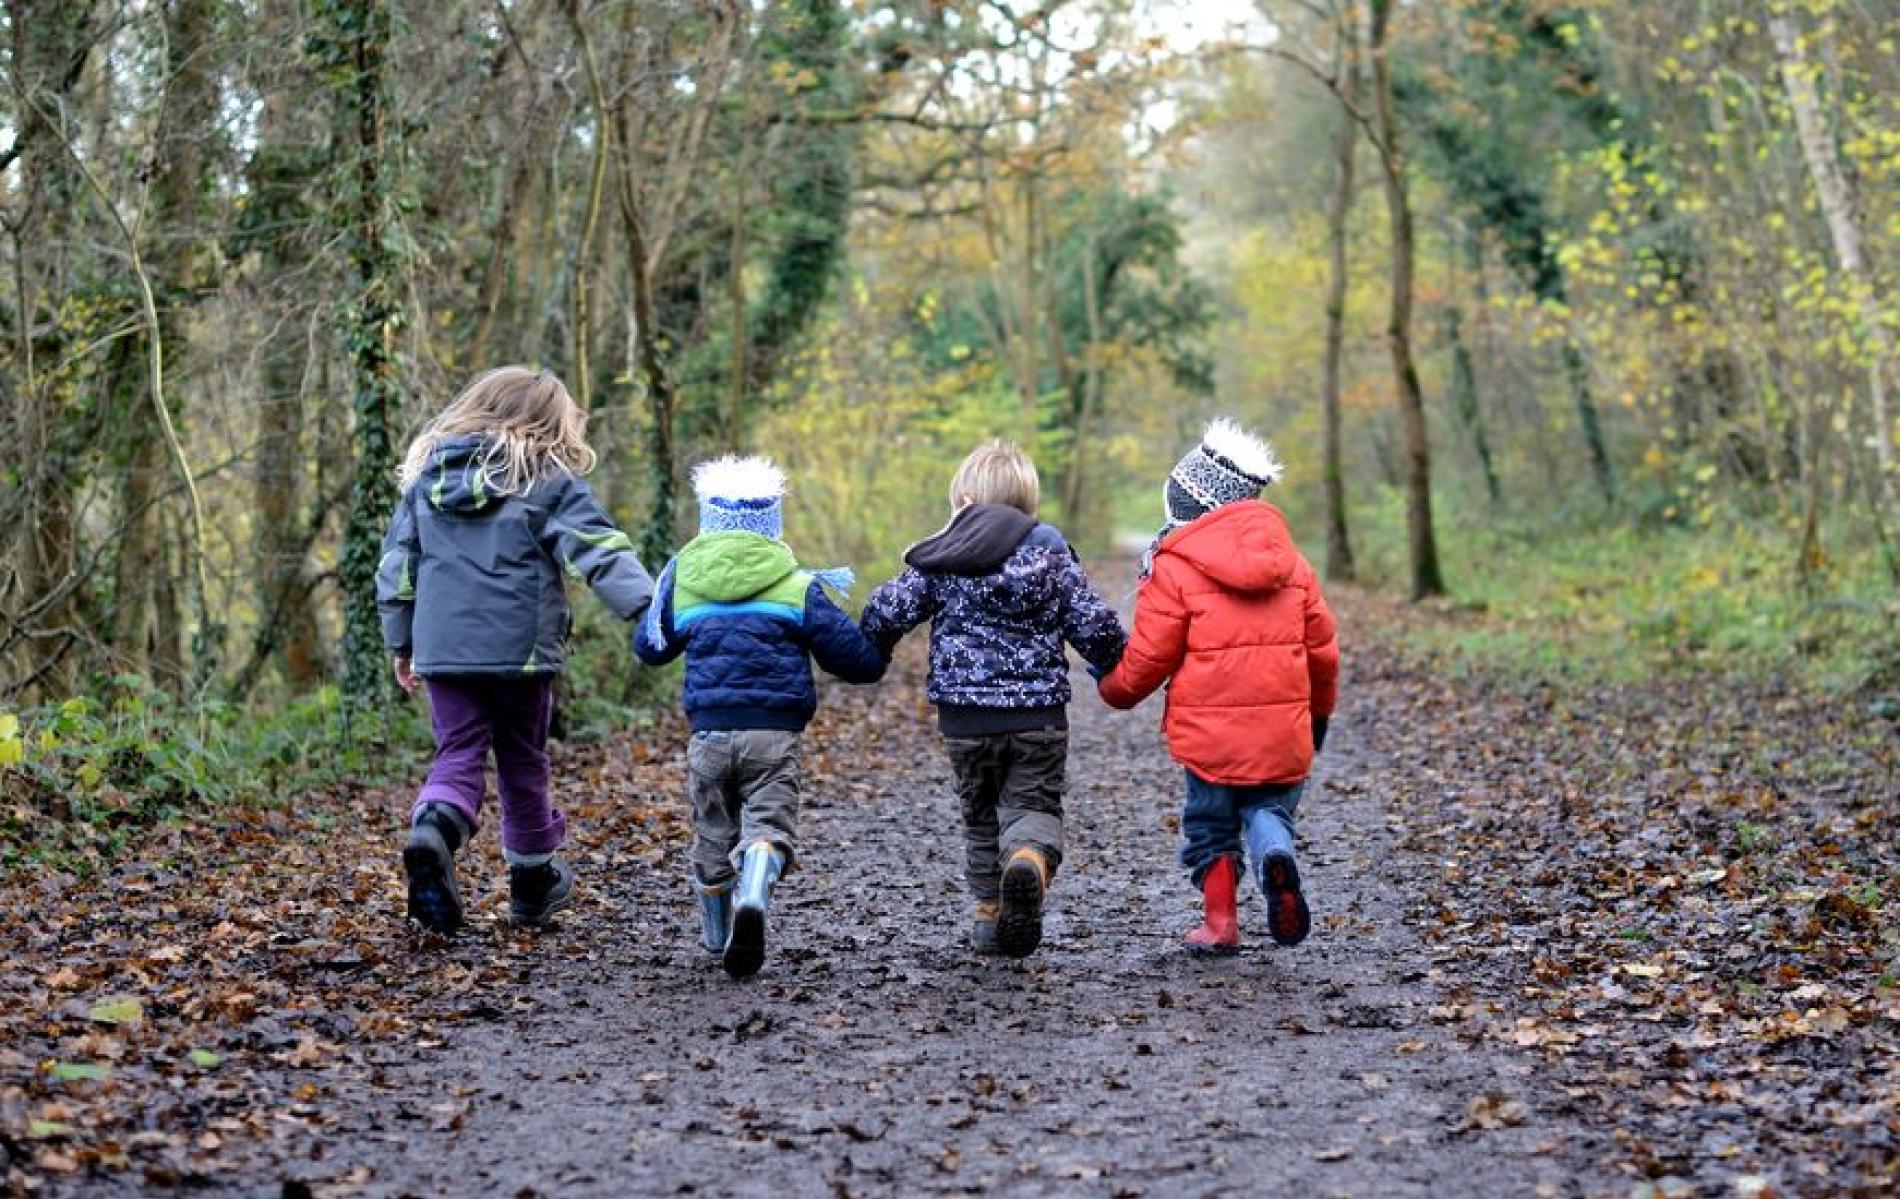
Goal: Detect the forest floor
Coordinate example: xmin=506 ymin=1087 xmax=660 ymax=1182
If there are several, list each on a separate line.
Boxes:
xmin=2 ymin=564 xmax=1895 ymax=1199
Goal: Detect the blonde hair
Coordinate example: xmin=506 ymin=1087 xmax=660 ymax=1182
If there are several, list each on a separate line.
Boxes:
xmin=949 ymin=440 xmax=1040 ymax=516
xmin=398 ymin=366 xmax=596 ymax=494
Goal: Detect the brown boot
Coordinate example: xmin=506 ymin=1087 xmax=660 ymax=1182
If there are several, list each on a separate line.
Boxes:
xmin=997 ymin=847 xmax=1049 ymax=958
xmin=970 ymin=901 xmax=1003 ymax=955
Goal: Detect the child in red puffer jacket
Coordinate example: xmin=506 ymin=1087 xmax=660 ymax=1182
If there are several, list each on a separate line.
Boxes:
xmin=1099 ymin=419 xmax=1339 ymax=955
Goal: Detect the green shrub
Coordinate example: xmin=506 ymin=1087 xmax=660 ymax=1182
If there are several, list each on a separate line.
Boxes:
xmin=560 ymin=600 xmax=677 ymax=741
xmin=0 ymin=679 xmax=429 ymax=873
xmin=1342 ymin=485 xmax=1900 ymax=690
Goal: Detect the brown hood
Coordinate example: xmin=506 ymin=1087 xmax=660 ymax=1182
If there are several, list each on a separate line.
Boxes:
xmin=1156 ymin=501 xmax=1299 ymax=593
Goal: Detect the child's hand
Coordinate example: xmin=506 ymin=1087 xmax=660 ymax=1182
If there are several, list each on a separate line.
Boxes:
xmin=392 ymin=656 xmax=418 ymax=695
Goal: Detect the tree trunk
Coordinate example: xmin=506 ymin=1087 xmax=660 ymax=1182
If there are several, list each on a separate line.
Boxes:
xmin=111 ymin=0 xmax=218 ymax=689
xmin=1368 ymin=0 xmax=1445 ymax=600
xmin=111 ymin=417 xmax=169 ymax=675
xmin=625 ymin=196 xmax=680 ymax=568
xmin=1564 ymin=342 xmax=1615 ymax=502
xmin=152 ymin=503 xmax=184 ymax=677
xmin=726 ymin=138 xmax=750 ymax=452
xmin=1446 ymin=303 xmax=1500 ymax=507
xmin=1447 ymin=231 xmax=1501 ymax=506
xmin=1769 ymin=8 xmax=1896 ymax=518
xmin=333 ymin=0 xmax=403 ymax=710
xmin=1059 ymin=235 xmax=1106 ymax=532
xmin=4 ymin=0 xmax=98 ymax=697
xmin=564 ymin=0 xmax=610 ymax=413
xmin=1320 ymin=56 xmax=1358 ymax=582
xmin=240 ymin=74 xmax=326 ymax=698
xmin=713 ymin=8 xmax=757 ymax=453
xmin=612 ymin=104 xmax=681 ymax=567
xmin=103 ymin=328 xmax=152 ymax=671
xmin=471 ymin=92 xmax=556 ymax=364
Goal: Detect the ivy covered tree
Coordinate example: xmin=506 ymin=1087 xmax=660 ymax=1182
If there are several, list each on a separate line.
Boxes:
xmin=311 ymin=0 xmax=407 ymax=712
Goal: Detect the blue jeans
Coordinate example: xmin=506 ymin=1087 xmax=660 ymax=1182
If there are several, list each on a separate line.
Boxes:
xmin=1181 ymin=771 xmax=1303 ymax=886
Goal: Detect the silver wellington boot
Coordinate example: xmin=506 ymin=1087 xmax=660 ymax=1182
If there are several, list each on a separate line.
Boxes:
xmin=722 ymin=843 xmax=784 ymax=980
xmin=694 ymin=878 xmax=734 ymax=954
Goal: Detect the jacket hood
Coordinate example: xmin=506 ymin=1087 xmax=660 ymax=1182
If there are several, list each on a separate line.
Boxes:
xmin=1158 ymin=501 xmax=1298 ymax=593
xmin=905 ymin=504 xmax=1040 ymax=575
xmin=419 ymin=435 xmax=506 ymax=515
xmin=678 ymin=531 xmax=800 ymax=602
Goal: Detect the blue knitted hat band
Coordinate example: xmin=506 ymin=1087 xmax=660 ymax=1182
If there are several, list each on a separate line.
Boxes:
xmin=699 ymin=494 xmax=783 ymax=539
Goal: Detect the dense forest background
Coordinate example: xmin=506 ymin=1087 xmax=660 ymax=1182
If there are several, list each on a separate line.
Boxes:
xmin=3 ymin=0 xmax=1897 ymax=840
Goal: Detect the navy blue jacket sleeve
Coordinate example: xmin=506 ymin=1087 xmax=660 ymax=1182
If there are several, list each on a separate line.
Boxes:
xmin=1058 ymin=555 xmax=1128 ymax=672
xmin=801 ymin=582 xmax=887 ymax=684
xmin=632 ymin=559 xmax=685 ymax=666
xmin=857 ymin=568 xmax=935 ymax=658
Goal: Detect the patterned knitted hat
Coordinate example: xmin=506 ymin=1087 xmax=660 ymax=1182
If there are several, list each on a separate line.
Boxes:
xmin=1164 ymin=418 xmax=1284 ymax=525
xmin=694 ymin=455 xmax=786 ymax=539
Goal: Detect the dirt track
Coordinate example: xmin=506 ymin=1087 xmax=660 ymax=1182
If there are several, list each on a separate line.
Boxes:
xmin=11 ymin=566 xmax=1891 ymax=1197
xmin=208 ymin=650 xmax=1608 ymax=1197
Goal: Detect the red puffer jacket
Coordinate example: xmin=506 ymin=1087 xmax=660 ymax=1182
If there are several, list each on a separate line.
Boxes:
xmin=1100 ymin=501 xmax=1338 ymax=786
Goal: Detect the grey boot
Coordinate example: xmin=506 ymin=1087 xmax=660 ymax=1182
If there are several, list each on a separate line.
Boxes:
xmin=723 ymin=843 xmax=784 ymax=980
xmin=695 ymin=877 xmax=734 ymax=954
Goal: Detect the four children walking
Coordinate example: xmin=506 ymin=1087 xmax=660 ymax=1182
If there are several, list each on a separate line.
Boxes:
xmin=379 ymin=369 xmax=1338 ymax=975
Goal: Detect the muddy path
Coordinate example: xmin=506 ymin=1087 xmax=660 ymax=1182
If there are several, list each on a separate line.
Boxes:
xmin=10 ymin=568 xmax=1891 ymax=1197
xmin=200 ymin=654 xmax=1608 ymax=1198
xmin=10 ymin=558 xmax=1894 ymax=1198
xmin=10 ymin=565 xmax=1698 ymax=1199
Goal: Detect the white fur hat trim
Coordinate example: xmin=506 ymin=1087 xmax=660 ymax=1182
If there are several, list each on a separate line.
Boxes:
xmin=692 ymin=455 xmax=786 ymax=503
xmin=1200 ymin=418 xmax=1284 ymax=486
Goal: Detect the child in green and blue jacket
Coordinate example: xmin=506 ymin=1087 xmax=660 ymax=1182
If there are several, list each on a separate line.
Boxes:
xmin=633 ymin=456 xmax=884 ymax=979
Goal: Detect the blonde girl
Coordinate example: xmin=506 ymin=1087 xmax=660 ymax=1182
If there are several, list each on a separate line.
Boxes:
xmin=376 ymin=366 xmax=654 ymax=932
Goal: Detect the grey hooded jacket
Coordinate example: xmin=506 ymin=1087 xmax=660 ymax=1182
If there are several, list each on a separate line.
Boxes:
xmin=376 ymin=435 xmax=654 ymax=676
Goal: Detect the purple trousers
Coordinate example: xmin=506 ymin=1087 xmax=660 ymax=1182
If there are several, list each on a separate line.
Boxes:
xmin=413 ymin=676 xmax=565 ymax=857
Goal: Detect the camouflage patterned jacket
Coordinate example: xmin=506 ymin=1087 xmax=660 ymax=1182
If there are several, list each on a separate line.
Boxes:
xmin=860 ymin=504 xmax=1126 ymax=732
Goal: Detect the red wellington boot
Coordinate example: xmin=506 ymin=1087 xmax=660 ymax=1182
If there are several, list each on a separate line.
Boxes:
xmin=1184 ymin=855 xmax=1241 ymax=956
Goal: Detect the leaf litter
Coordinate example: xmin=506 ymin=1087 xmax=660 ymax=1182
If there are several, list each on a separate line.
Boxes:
xmin=1 ymin=582 xmax=1889 ymax=1196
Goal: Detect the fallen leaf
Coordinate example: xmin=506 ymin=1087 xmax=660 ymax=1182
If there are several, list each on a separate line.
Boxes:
xmin=34 ymin=1148 xmax=79 ymax=1173
xmin=1463 ymin=1094 xmax=1528 ymax=1131
xmin=46 ymin=1062 xmax=110 ymax=1083
xmin=87 ymin=995 xmax=144 ymax=1026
